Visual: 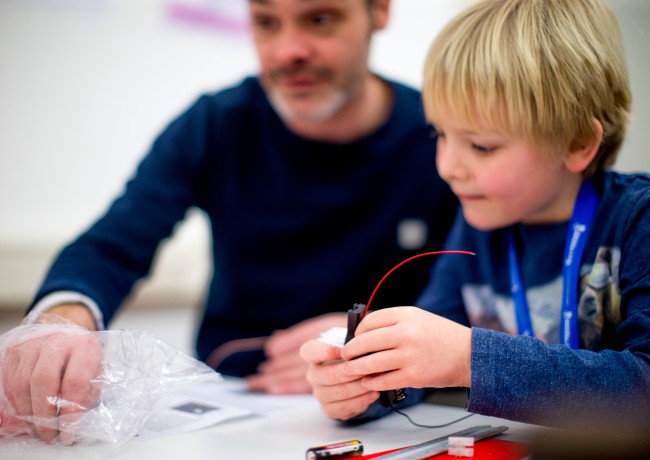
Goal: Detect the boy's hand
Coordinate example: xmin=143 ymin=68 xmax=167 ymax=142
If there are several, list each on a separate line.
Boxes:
xmin=246 ymin=313 xmax=347 ymax=394
xmin=341 ymin=307 xmax=472 ymax=391
xmin=299 ymin=339 xmax=380 ymax=420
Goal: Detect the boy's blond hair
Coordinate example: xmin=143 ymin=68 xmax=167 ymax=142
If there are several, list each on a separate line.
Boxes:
xmin=423 ymin=0 xmax=631 ymax=175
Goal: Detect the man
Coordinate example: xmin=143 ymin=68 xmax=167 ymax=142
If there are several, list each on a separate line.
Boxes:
xmin=2 ymin=0 xmax=457 ymax=443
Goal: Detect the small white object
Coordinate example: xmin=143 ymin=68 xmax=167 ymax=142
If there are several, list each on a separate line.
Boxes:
xmin=448 ymin=437 xmax=474 ymax=457
xmin=448 ymin=436 xmax=475 ymax=447
xmin=318 ymin=327 xmax=347 ymax=348
xmin=397 ymin=219 xmax=428 ymax=250
xmin=448 ymin=446 xmax=474 ymax=457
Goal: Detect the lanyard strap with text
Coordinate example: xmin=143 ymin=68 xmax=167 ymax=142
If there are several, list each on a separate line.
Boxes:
xmin=508 ymin=179 xmax=599 ymax=348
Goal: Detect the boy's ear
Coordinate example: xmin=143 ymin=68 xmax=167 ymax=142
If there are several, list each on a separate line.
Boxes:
xmin=564 ymin=119 xmax=603 ymax=174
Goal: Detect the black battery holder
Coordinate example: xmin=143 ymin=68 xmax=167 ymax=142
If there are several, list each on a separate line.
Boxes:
xmin=345 ymin=303 xmax=407 ymax=408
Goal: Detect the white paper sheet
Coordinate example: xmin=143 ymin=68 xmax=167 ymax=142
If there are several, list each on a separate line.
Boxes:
xmin=189 ymin=378 xmax=320 ymax=417
xmin=134 ymin=378 xmax=320 ymax=441
xmin=134 ymin=382 xmax=252 ymax=442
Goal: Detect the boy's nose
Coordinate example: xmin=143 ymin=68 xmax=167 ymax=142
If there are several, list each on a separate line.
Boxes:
xmin=436 ymin=145 xmax=469 ymax=184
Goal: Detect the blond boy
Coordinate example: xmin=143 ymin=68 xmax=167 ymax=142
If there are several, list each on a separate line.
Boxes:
xmin=301 ymin=0 xmax=650 ymax=427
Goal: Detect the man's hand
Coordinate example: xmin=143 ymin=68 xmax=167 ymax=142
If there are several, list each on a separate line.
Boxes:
xmin=246 ymin=313 xmax=346 ymax=394
xmin=299 ymin=339 xmax=378 ymax=420
xmin=0 ymin=304 xmax=102 ymax=444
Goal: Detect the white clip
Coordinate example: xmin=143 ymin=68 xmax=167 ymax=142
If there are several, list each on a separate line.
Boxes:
xmin=448 ymin=436 xmax=474 ymax=457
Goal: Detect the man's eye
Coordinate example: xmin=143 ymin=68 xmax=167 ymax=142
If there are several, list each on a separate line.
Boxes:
xmin=312 ymin=14 xmax=333 ymax=26
xmin=430 ymin=127 xmax=444 ymax=138
xmin=307 ymin=12 xmax=340 ymax=30
xmin=252 ymin=15 xmax=278 ymax=31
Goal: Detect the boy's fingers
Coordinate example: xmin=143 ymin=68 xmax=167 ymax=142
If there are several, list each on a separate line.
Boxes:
xmin=320 ymin=389 xmax=379 ymax=421
xmin=353 ymin=308 xmax=403 ymax=335
xmin=341 ymin=327 xmax=400 ymax=361
xmin=308 ymin=359 xmax=358 ymax=387
xmin=299 ymin=339 xmax=342 ymax=363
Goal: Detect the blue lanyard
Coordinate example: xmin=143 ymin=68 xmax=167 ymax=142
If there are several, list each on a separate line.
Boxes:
xmin=508 ymin=179 xmax=599 ymax=348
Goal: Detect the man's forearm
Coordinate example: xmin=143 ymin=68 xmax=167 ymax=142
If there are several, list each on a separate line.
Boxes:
xmin=41 ymin=303 xmax=98 ymax=331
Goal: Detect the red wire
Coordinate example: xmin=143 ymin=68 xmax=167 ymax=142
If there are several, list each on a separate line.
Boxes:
xmin=364 ymin=250 xmax=475 ymax=313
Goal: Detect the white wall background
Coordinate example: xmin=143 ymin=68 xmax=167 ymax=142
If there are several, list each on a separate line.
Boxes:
xmin=0 ymin=0 xmax=648 ymax=313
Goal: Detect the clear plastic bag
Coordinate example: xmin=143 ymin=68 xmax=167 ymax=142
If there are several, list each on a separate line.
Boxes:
xmin=0 ymin=314 xmax=221 ymax=447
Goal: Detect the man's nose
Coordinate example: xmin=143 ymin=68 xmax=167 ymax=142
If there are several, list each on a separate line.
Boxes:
xmin=272 ymin=25 xmax=313 ymax=66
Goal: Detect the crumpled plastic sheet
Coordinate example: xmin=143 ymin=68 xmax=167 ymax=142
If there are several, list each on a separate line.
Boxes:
xmin=0 ymin=314 xmax=221 ymax=448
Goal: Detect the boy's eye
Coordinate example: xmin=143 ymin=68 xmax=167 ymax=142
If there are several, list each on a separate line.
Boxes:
xmin=472 ymin=143 xmax=495 ymax=154
xmin=430 ymin=128 xmax=445 ymax=139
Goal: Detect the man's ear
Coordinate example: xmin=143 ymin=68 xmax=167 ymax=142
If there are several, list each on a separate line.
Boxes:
xmin=370 ymin=0 xmax=390 ymax=31
xmin=564 ymin=119 xmax=603 ymax=174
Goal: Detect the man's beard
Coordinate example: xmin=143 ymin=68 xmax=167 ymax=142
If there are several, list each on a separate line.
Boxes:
xmin=264 ymin=65 xmax=353 ymax=124
xmin=268 ymin=88 xmax=348 ymax=124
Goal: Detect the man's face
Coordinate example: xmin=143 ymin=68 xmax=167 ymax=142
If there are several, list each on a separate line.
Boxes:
xmin=249 ymin=0 xmax=377 ymax=124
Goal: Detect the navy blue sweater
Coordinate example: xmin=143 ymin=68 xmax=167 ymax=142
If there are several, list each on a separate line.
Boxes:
xmin=31 ymin=77 xmax=458 ymax=376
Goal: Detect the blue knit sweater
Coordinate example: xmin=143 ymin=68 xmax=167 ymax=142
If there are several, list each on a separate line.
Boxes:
xmin=31 ymin=77 xmax=458 ymax=376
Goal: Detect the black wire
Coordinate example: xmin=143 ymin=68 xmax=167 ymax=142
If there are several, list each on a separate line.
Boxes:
xmin=390 ymin=405 xmax=475 ymax=428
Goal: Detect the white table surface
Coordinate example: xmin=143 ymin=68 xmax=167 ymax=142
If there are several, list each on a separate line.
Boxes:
xmin=0 ymin=397 xmax=545 ymax=459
